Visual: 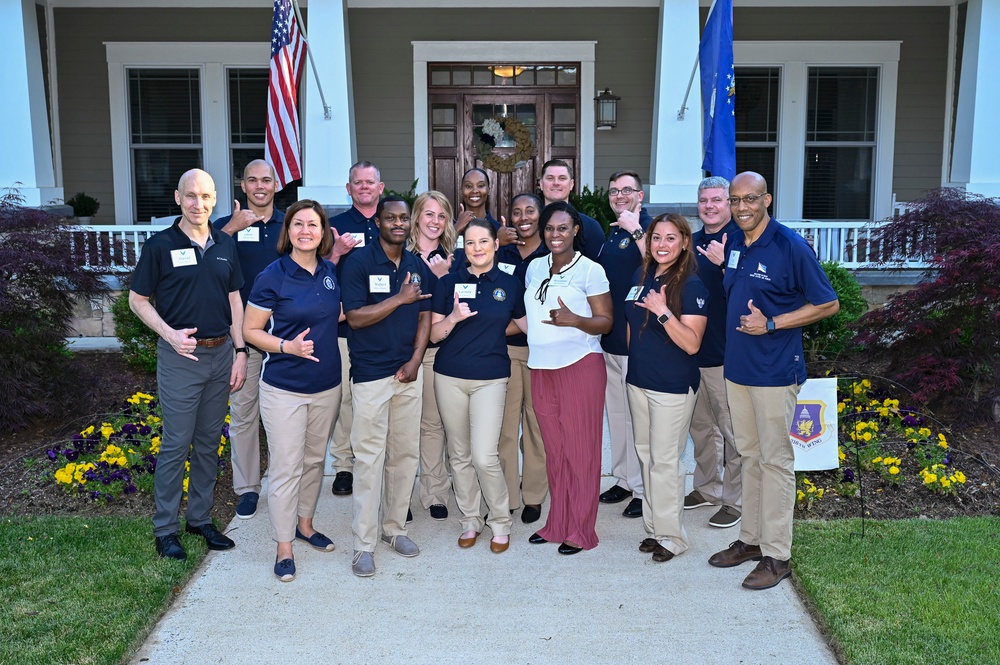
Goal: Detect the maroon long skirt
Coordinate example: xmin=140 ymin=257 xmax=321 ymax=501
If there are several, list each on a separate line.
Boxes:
xmin=531 ymin=352 xmax=606 ymax=550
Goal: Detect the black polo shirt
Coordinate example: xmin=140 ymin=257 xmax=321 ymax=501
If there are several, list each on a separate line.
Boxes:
xmin=497 ymin=242 xmax=549 ymax=347
xmin=693 ymin=219 xmax=738 ymax=368
xmin=131 ymin=220 xmax=243 ymax=338
xmin=212 ymin=209 xmax=284 ymax=305
xmin=598 ymin=208 xmax=653 ymax=355
xmin=432 ymin=264 xmax=526 ymax=381
xmin=331 ymin=206 xmax=380 ymax=339
xmin=624 ymin=269 xmax=709 ymax=394
xmin=340 ymin=240 xmax=432 ymax=384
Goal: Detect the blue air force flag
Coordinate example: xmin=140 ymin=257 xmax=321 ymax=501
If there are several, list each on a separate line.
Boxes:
xmin=698 ymin=0 xmax=736 ymax=179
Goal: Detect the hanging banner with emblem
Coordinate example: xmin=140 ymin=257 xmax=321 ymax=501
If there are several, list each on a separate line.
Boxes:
xmin=791 ymin=377 xmax=838 ymax=471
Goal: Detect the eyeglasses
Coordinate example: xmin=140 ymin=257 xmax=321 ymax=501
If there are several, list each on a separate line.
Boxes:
xmin=609 ymin=187 xmax=639 ymax=197
xmin=728 ymin=193 xmax=768 ymax=206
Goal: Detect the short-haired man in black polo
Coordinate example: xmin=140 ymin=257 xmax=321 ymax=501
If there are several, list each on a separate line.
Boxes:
xmin=212 ymin=159 xmax=283 ymax=520
xmin=129 ymin=168 xmax=247 ymax=560
xmin=538 ymin=159 xmax=607 ymax=261
xmin=340 ymin=195 xmax=432 ymax=577
xmin=325 ymin=160 xmax=384 ymax=496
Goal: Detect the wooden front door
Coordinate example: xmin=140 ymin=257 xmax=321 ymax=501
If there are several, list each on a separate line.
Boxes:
xmin=428 ymin=80 xmax=579 ymax=222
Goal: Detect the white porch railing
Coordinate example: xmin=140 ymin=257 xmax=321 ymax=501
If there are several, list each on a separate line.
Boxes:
xmin=783 ymin=220 xmax=930 ymax=270
xmin=68 ymin=224 xmax=168 ymax=272
xmin=68 ymin=220 xmax=931 ymax=272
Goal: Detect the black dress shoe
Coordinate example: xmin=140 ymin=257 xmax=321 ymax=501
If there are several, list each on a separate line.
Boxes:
xmin=622 ymin=497 xmax=643 ymax=518
xmin=651 ymin=543 xmax=675 ymax=563
xmin=528 ymin=532 xmax=548 ymax=544
xmin=521 ymin=504 xmax=542 ymax=524
xmin=155 ymin=534 xmax=187 ymax=560
xmin=599 ymin=485 xmax=632 ymax=504
xmin=429 ymin=504 xmax=448 ymax=520
xmin=558 ymin=542 xmax=583 ymax=555
xmin=185 ymin=522 xmax=235 ymax=551
xmin=405 ymin=508 xmax=414 ymax=525
xmin=332 ymin=471 xmax=353 ymax=496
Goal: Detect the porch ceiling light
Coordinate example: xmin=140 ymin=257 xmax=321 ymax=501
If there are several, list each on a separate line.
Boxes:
xmin=489 ymin=65 xmax=526 ymax=79
xmin=595 ymin=88 xmax=620 ymax=130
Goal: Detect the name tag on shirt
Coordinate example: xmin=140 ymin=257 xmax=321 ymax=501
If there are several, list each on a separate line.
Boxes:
xmin=369 ymin=275 xmax=390 ymax=293
xmin=351 ymin=232 xmax=366 ymax=247
xmin=236 ymin=227 xmax=259 ymax=242
xmin=170 ymin=248 xmax=197 ymax=267
xmin=626 ymin=286 xmax=643 ymax=301
xmin=455 ymin=283 xmax=477 ymax=299
xmin=550 ymin=273 xmax=570 ymax=287
xmin=498 ymin=262 xmax=515 ymax=275
xmin=727 ymin=250 xmax=741 ymax=269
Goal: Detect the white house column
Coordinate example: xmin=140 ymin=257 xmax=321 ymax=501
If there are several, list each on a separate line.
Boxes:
xmin=952 ymin=0 xmax=1000 ymax=197
xmin=1 ymin=0 xmax=60 ymax=206
xmin=647 ymin=0 xmax=703 ymax=204
xmin=298 ymin=0 xmax=354 ymax=205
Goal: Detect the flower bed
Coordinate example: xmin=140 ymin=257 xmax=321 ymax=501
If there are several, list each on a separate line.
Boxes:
xmin=45 ymin=392 xmax=230 ymax=503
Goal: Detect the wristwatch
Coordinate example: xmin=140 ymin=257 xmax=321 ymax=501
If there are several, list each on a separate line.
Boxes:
xmin=766 ymin=318 xmax=776 ymax=334
xmin=631 ymin=228 xmax=646 ymax=242
xmin=657 ymin=312 xmax=671 ymax=325
xmin=233 ymin=346 xmax=250 ymax=355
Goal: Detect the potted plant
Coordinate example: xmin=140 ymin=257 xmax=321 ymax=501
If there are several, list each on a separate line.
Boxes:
xmin=67 ymin=191 xmax=100 ymax=223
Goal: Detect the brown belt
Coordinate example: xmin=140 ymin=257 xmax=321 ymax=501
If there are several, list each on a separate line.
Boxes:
xmin=195 ymin=335 xmax=229 ymax=348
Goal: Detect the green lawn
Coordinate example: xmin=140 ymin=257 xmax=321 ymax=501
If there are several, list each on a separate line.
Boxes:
xmin=0 ymin=516 xmax=206 ymax=665
xmin=793 ymin=517 xmax=1000 ymax=665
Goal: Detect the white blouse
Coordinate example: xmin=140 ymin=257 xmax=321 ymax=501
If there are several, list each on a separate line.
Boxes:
xmin=523 ymin=252 xmax=610 ymax=370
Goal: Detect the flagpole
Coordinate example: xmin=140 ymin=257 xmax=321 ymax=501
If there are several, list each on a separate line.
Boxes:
xmin=677 ymin=0 xmax=719 ymax=120
xmin=291 ymin=0 xmax=332 ymax=120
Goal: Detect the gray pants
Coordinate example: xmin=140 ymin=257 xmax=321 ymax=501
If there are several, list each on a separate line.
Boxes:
xmin=153 ymin=339 xmax=232 ymax=537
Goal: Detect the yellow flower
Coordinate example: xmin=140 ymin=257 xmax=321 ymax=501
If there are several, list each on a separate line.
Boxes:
xmin=923 ymin=474 xmax=938 ymax=485
xmin=797 ymin=490 xmax=805 ymax=502
xmin=918 ymin=427 xmax=932 ymax=437
xmin=838 ymin=402 xmax=846 ymax=414
xmin=954 ymin=471 xmax=967 ymax=483
xmin=862 ymin=379 xmax=871 ymax=388
xmin=863 ymin=432 xmax=873 ymax=442
xmin=877 ymin=407 xmax=889 ymax=417
xmin=872 ymin=457 xmax=883 ymax=464
xmin=889 ymin=466 xmax=900 ymax=475
xmin=81 ymin=425 xmax=95 ymax=437
xmin=941 ymin=478 xmax=951 ymax=488
xmin=182 ymin=477 xmax=190 ymax=494
xmin=54 ymin=466 xmax=74 ymax=485
xmin=856 ymin=422 xmax=868 ymax=432
xmin=816 ymin=488 xmax=825 ymax=499
xmin=838 ymin=447 xmax=846 ymax=462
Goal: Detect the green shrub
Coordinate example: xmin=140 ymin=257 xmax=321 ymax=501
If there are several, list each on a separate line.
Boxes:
xmin=384 ymin=179 xmax=419 ymax=208
xmin=570 ymin=185 xmax=615 ymax=236
xmin=66 ymin=191 xmax=100 ymax=217
xmin=802 ymin=261 xmax=867 ymax=361
xmin=111 ymin=275 xmax=158 ymax=373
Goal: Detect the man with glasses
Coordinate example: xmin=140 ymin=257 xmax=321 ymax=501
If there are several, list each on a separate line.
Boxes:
xmin=596 ymin=170 xmax=652 ymax=519
xmin=708 ymin=172 xmax=839 ymax=590
xmin=340 ymin=196 xmax=431 ymax=577
xmin=685 ymin=176 xmax=742 ymax=529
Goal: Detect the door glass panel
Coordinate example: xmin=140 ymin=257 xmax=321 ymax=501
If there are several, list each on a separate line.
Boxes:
xmin=452 ymin=67 xmax=472 ymax=86
xmin=551 ymin=103 xmax=577 ymax=148
xmin=536 ymin=66 xmax=556 ymax=86
xmin=557 ymin=66 xmax=578 ymax=86
xmin=473 ymin=66 xmax=493 ymax=86
xmin=432 ymin=130 xmax=456 ymax=147
xmin=552 ymin=104 xmax=576 ymax=125
xmin=515 ymin=68 xmax=535 ymax=86
xmin=432 ymin=105 xmax=456 ymax=125
xmin=430 ymin=66 xmax=450 ymax=86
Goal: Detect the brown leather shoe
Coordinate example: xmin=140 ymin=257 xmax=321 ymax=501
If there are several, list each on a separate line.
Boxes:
xmin=639 ymin=537 xmax=657 ymax=553
xmin=458 ymin=531 xmax=480 ymax=548
xmin=742 ymin=556 xmax=792 ymax=590
xmin=650 ymin=543 xmax=674 ymax=563
xmin=708 ymin=540 xmax=763 ymax=568
xmin=489 ymin=537 xmax=509 ymax=553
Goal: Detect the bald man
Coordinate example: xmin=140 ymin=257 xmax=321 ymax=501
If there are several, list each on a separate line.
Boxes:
xmin=130 ymin=169 xmax=246 ymax=560
xmin=213 ymin=159 xmax=284 ymax=519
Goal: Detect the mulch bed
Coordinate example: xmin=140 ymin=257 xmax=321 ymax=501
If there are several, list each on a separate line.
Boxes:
xmin=0 ymin=352 xmax=997 ymax=523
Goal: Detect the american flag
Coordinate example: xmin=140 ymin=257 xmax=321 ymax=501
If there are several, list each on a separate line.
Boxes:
xmin=266 ymin=0 xmax=305 ymax=189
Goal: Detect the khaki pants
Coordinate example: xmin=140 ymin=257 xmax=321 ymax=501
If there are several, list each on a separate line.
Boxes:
xmin=498 ymin=345 xmax=547 ymax=509
xmin=628 ymin=385 xmax=697 ymax=555
xmin=418 ymin=347 xmax=451 ymax=507
xmin=350 ymin=372 xmax=422 ymax=552
xmin=229 ymin=347 xmax=263 ymax=495
xmin=435 ymin=374 xmax=511 ymax=536
xmin=259 ymin=381 xmax=341 ymax=543
xmin=726 ymin=380 xmax=799 ymax=561
xmin=604 ymin=352 xmax=643 ymax=497
xmin=689 ymin=365 xmax=741 ymax=508
xmin=326 ymin=337 xmax=355 ymax=474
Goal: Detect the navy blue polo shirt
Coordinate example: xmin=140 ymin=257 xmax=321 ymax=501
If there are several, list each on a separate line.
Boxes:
xmin=212 ymin=209 xmax=284 ymax=305
xmin=598 ymin=208 xmax=653 ymax=355
xmin=625 ymin=269 xmax=709 ymax=394
xmin=412 ymin=243 xmax=453 ymax=349
xmin=131 ymin=220 xmax=243 ymax=337
xmin=247 ymin=254 xmax=342 ymax=394
xmin=330 ymin=206 xmax=380 ymax=338
xmin=497 ymin=242 xmax=549 ymax=347
xmin=340 ymin=240 xmax=432 ymax=384
xmin=723 ymin=218 xmax=837 ymax=387
xmin=693 ymin=219 xmax=738 ymax=368
xmin=578 ymin=211 xmax=607 ymax=261
xmin=432 ymin=265 xmax=526 ymax=380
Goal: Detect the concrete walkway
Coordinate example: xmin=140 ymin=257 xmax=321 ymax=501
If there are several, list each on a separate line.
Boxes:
xmin=132 ymin=475 xmax=836 ymax=665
